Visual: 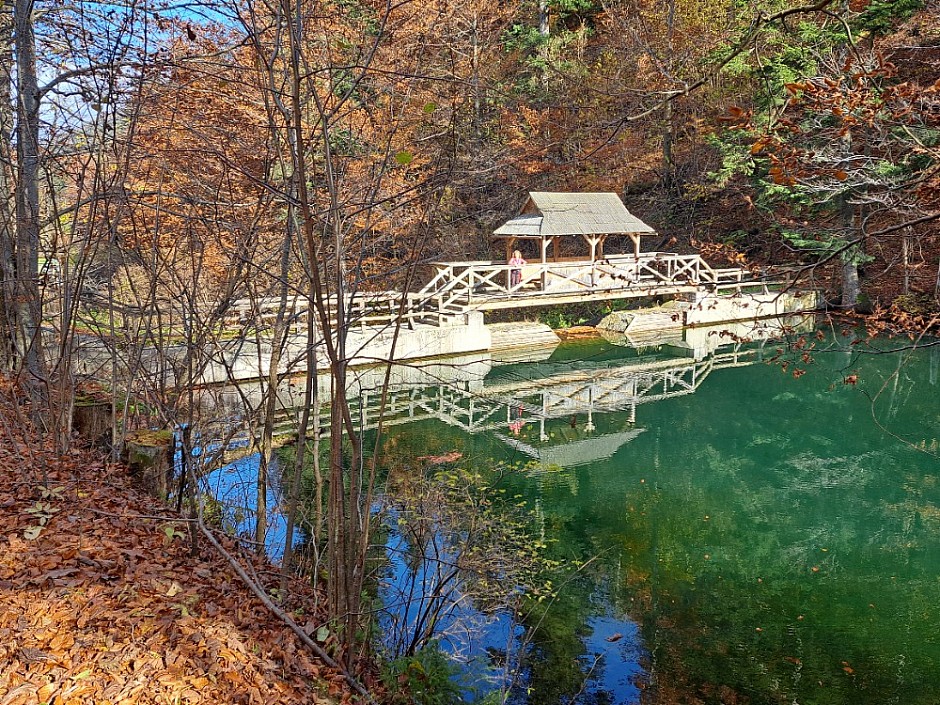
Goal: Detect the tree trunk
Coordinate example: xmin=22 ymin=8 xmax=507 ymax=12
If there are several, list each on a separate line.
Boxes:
xmin=841 ymin=255 xmax=860 ymax=309
xmin=662 ymin=0 xmax=676 ymax=193
xmin=662 ymin=99 xmax=674 ymax=192
xmin=0 ymin=0 xmax=15 ymax=371
xmin=838 ymin=130 xmax=861 ymax=310
xmin=255 ymin=231 xmax=294 ymax=553
xmin=902 ymin=228 xmax=910 ymax=296
xmin=471 ymin=13 xmax=481 ymax=138
xmin=13 ymin=0 xmax=45 ymax=386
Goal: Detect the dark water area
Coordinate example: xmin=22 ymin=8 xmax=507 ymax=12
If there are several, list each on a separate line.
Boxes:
xmin=374 ymin=327 xmax=940 ymax=704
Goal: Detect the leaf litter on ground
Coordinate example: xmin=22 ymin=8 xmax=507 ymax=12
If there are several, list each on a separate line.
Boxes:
xmin=0 ymin=381 xmax=356 ymax=705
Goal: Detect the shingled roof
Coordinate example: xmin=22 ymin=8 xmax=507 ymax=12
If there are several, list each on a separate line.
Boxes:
xmin=494 ymin=192 xmax=655 ymax=238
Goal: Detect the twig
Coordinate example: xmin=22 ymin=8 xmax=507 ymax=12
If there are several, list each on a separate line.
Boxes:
xmin=87 ymin=507 xmax=198 ymax=522
xmin=197 ymin=521 xmax=379 ymax=705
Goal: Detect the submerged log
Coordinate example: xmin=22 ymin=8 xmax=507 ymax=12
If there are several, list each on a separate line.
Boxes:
xmin=123 ymin=429 xmax=174 ymax=500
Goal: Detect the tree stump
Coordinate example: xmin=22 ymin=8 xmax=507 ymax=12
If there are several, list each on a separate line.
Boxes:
xmin=123 ymin=430 xmax=174 ymax=500
xmin=73 ymin=397 xmax=112 ymax=449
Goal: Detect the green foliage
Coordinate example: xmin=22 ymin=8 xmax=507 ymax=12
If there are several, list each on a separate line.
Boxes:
xmin=538 ymin=307 xmax=574 ymax=330
xmin=502 ymin=26 xmax=593 ymax=98
xmin=853 ymin=0 xmax=922 ymax=34
xmin=330 ymin=0 xmax=380 ymax=35
xmin=778 ymin=228 xmax=832 ymax=253
xmin=330 ymin=67 xmax=368 ymax=104
xmin=501 ymin=0 xmax=598 ymax=97
xmin=329 ymin=128 xmax=366 ymax=157
xmin=907 ymin=127 xmax=940 ymax=148
xmin=535 ymin=301 xmax=615 ymax=329
xmin=552 ymin=0 xmax=597 ymax=16
xmin=383 ymin=643 xmax=464 ymax=705
xmin=503 ymin=24 xmax=544 ymax=54
xmin=710 ymin=17 xmax=844 ymax=109
xmin=703 ymin=135 xmax=752 ymax=191
xmin=395 ymin=150 xmax=414 ymax=166
xmin=704 ymin=0 xmax=935 ymax=283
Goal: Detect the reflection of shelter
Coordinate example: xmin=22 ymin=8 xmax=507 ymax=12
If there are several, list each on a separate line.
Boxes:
xmin=496 ymin=428 xmax=647 ymax=469
xmin=484 ymin=354 xmax=741 ymax=467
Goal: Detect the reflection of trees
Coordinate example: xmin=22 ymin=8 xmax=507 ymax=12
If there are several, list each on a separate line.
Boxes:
xmin=483 ymin=334 xmax=940 ymax=704
xmin=513 ymin=585 xmax=598 ymax=705
xmin=381 ymin=466 xmax=540 ymax=658
xmin=602 ymin=442 xmax=940 ymax=703
xmin=600 ymin=351 xmax=940 ymax=703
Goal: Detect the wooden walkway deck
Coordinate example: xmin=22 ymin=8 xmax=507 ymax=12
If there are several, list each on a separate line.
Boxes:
xmin=79 ymin=251 xmax=782 ymax=339
xmin=416 ymin=252 xmax=755 ymax=315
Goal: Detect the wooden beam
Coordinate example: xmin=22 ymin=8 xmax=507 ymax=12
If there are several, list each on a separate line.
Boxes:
xmin=468 ymin=285 xmax=698 ymax=311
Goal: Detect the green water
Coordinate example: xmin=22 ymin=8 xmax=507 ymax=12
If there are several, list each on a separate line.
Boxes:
xmin=381 ymin=330 xmax=940 ymax=704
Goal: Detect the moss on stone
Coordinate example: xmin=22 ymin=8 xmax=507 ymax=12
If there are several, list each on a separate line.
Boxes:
xmin=126 ymin=429 xmax=174 ymax=447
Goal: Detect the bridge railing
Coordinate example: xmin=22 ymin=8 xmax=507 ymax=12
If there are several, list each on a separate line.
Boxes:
xmin=417 ymin=252 xmax=751 ymax=307
xmin=221 ymin=290 xmax=430 ymax=333
xmin=80 ymin=252 xmax=762 ymax=338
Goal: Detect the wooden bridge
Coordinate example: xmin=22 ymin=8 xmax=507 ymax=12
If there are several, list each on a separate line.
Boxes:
xmin=413 ymin=251 xmax=761 ymax=316
xmin=80 ymin=193 xmax=788 ymax=338
xmin=216 ymin=250 xmax=772 ymax=333
xmin=218 ymin=191 xmax=784 ymax=330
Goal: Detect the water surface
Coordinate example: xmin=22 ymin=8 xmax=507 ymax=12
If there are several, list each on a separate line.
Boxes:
xmin=377 ymin=325 xmax=940 ymax=704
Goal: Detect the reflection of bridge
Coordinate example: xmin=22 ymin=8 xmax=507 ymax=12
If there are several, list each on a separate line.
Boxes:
xmin=198 ymin=316 xmax=814 ymax=467
xmin=256 ymin=345 xmax=764 ymax=466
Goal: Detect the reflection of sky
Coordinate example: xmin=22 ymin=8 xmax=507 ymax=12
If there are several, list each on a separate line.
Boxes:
xmin=379 ymin=522 xmax=524 ymax=700
xmin=379 ymin=517 xmax=647 ymax=704
xmin=583 ymin=615 xmax=646 ymax=703
xmin=203 ymin=451 xmax=289 ymax=560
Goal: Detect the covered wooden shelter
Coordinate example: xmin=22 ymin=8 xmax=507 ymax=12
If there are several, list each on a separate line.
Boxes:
xmin=493 ymin=192 xmax=655 ymax=263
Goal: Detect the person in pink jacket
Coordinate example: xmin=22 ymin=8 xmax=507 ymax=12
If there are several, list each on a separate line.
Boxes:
xmin=509 ymin=249 xmax=526 ymax=288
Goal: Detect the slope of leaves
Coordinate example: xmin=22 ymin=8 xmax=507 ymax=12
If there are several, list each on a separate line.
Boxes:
xmin=0 ymin=381 xmax=355 ymax=705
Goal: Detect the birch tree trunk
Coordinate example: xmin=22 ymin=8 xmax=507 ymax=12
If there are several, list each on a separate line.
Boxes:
xmin=12 ymin=0 xmax=45 ymax=389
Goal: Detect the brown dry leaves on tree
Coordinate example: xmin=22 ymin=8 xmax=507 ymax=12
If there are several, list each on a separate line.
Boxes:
xmin=123 ymin=29 xmax=280 ymax=295
xmin=0 ymin=380 xmax=353 ymax=705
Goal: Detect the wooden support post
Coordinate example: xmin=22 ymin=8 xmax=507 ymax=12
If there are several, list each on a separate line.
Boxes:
xmin=505 ymin=238 xmax=515 ymax=289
